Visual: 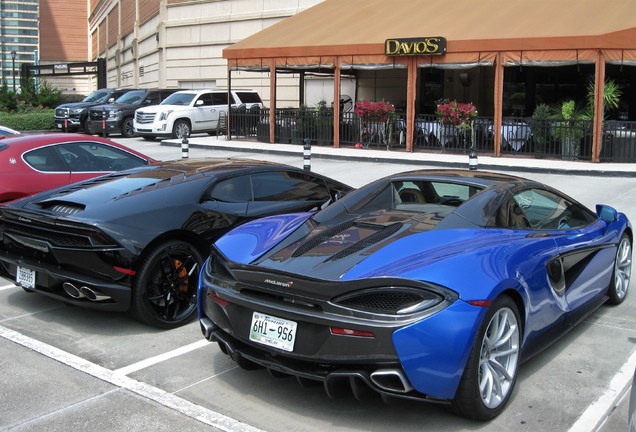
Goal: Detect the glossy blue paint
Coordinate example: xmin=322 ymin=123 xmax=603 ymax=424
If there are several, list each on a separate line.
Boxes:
xmin=393 ymin=300 xmax=486 ymax=399
xmin=214 ymin=212 xmax=313 ymax=263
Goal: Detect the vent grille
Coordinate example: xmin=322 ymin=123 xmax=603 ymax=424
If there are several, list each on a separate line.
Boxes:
xmin=135 ymin=111 xmax=156 ymax=124
xmin=3 ymin=221 xmax=92 ymax=247
xmin=335 ymin=291 xmax=424 ymax=314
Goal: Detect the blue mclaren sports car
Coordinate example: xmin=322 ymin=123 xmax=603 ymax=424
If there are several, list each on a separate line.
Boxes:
xmin=197 ymin=169 xmax=632 ymax=420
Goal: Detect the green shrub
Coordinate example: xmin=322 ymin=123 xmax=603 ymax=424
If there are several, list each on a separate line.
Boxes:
xmin=0 ymin=109 xmax=55 ymax=131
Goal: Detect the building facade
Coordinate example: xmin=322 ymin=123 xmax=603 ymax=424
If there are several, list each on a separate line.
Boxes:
xmin=88 ymin=0 xmax=324 ymax=106
xmin=0 ymin=0 xmax=39 ymax=91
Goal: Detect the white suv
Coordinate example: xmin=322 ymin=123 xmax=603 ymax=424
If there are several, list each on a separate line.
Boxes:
xmin=133 ymin=89 xmax=262 ymax=140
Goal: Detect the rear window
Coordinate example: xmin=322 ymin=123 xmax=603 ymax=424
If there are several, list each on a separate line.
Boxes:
xmin=235 ymin=92 xmax=262 ymax=105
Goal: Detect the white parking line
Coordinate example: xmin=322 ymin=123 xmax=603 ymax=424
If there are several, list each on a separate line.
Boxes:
xmin=0 ymin=283 xmax=17 ymax=291
xmin=568 ymin=346 xmax=636 ymax=432
xmin=0 ymin=324 xmax=265 ymax=432
xmin=114 ymin=339 xmax=210 ymax=376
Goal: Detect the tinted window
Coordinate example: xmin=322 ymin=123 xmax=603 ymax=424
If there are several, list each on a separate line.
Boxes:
xmin=116 ymin=90 xmax=146 ymax=104
xmin=84 ymin=90 xmax=111 ymax=103
xmin=512 ymin=188 xmax=595 ymax=230
xmin=251 ymin=171 xmax=329 ymax=202
xmin=209 ymin=176 xmax=252 ymax=202
xmin=211 ymin=93 xmax=229 ymax=105
xmin=236 ymin=92 xmax=262 ymax=105
xmin=196 ymin=93 xmax=214 ymax=106
xmin=23 ymin=147 xmax=68 ymax=172
xmin=57 ymin=142 xmax=147 ymax=172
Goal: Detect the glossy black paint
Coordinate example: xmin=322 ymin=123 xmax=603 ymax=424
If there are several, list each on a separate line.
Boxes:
xmin=0 ymin=158 xmax=352 ymax=311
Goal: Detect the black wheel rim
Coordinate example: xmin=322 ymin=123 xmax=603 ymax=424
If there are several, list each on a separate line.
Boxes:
xmin=124 ymin=119 xmax=135 ymax=137
xmin=144 ymin=250 xmax=199 ymax=324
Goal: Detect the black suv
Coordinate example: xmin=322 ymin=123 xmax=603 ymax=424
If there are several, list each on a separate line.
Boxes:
xmin=85 ymin=89 xmax=177 ymax=138
xmin=54 ymin=88 xmax=133 ymax=132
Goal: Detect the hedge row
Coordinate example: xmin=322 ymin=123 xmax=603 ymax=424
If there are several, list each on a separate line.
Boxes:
xmin=0 ymin=109 xmax=55 ymax=132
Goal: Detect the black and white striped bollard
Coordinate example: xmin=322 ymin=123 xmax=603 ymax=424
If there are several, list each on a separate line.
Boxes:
xmin=182 ymin=136 xmax=189 ymax=159
xmin=303 ymin=139 xmax=311 ymax=171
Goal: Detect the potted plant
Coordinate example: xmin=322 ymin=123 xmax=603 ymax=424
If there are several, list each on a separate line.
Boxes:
xmin=354 ymin=100 xmax=396 ymax=148
xmin=435 ymin=100 xmax=478 ymax=149
xmin=530 ymin=103 xmax=553 ymax=158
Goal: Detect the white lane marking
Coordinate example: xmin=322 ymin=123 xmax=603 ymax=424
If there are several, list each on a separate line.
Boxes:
xmin=0 ymin=324 xmax=265 ymax=432
xmin=1 ymin=283 xmax=17 ymax=291
xmin=114 ymin=339 xmax=210 ymax=376
xmin=567 ymin=346 xmax=636 ymax=432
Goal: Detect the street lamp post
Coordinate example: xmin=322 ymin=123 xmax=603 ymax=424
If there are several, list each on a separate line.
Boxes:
xmin=10 ymin=50 xmax=16 ymax=92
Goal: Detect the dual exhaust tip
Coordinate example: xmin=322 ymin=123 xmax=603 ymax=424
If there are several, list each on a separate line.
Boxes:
xmin=62 ymin=282 xmax=110 ymax=302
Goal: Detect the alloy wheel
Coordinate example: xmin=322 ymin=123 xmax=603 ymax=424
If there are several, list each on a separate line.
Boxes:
xmin=478 ymin=306 xmax=520 ymax=409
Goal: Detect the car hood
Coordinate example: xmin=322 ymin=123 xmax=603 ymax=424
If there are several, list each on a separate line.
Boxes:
xmin=91 ymin=103 xmax=138 ymax=111
xmin=216 ymin=208 xmax=520 ymax=282
xmin=57 ymin=102 xmax=100 ymax=109
xmin=137 ymin=104 xmax=190 ymax=113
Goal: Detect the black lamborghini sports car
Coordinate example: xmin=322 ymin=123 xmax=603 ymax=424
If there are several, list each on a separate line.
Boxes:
xmin=0 ymin=158 xmax=352 ymax=328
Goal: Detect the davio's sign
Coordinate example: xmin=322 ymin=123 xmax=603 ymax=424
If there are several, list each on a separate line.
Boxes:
xmin=385 ymin=37 xmax=447 ymax=56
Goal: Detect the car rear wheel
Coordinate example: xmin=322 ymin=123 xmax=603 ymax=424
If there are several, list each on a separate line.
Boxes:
xmin=172 ymin=120 xmax=191 ymax=139
xmin=450 ymin=295 xmax=521 ymax=420
xmin=608 ymin=233 xmax=631 ymax=305
xmin=131 ymin=240 xmax=204 ymax=329
xmin=121 ymin=117 xmax=137 ymax=138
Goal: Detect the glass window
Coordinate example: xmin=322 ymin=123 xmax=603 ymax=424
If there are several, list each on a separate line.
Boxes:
xmin=512 ymin=188 xmax=595 ymax=230
xmin=57 ymin=142 xmax=147 ymax=172
xmin=211 ymin=93 xmax=228 ymax=105
xmin=251 ymin=171 xmax=329 ymax=202
xmin=209 ymin=176 xmax=252 ymax=202
xmin=23 ymin=147 xmax=68 ymax=172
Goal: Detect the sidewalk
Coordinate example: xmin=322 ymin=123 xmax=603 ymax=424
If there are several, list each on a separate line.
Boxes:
xmin=163 ymin=136 xmax=636 ymax=177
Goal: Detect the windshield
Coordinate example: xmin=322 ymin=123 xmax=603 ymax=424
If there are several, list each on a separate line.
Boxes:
xmin=161 ymin=92 xmax=196 ymax=106
xmin=115 ymin=90 xmax=145 ymax=104
xmin=84 ymin=90 xmax=111 ymax=103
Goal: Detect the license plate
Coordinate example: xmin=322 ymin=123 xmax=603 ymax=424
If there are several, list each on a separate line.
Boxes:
xmin=249 ymin=312 xmax=297 ymax=352
xmin=16 ymin=266 xmax=36 ymax=289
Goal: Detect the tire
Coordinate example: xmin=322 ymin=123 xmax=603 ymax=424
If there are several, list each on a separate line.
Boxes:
xmin=121 ymin=117 xmax=137 ymax=138
xmin=142 ymin=136 xmax=156 ymax=141
xmin=172 ymin=120 xmax=191 ymax=139
xmin=131 ymin=240 xmax=204 ymax=329
xmin=608 ymin=233 xmax=631 ymax=305
xmin=450 ymin=295 xmax=521 ymax=420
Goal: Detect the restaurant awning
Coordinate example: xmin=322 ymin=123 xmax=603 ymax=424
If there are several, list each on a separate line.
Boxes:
xmin=223 ymin=0 xmax=636 ymax=69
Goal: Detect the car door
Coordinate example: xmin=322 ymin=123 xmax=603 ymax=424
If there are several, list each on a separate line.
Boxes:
xmin=246 ymin=170 xmax=331 ymax=217
xmin=512 ymin=188 xmax=615 ymax=324
xmin=199 ymin=175 xmax=252 ymax=240
xmin=190 ymin=93 xmax=216 ymax=132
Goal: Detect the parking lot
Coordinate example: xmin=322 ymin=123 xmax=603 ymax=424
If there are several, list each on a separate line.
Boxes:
xmin=1 ymin=137 xmax=635 ymax=431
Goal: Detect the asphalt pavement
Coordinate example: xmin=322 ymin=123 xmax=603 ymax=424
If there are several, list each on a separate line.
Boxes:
xmin=1 ymin=134 xmax=635 ymax=432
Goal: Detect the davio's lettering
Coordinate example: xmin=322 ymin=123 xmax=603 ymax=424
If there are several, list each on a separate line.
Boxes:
xmin=385 ymin=37 xmax=446 ymax=56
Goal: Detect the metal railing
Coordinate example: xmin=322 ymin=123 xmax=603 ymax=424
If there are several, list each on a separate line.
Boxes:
xmin=235 ymin=108 xmax=636 ymax=163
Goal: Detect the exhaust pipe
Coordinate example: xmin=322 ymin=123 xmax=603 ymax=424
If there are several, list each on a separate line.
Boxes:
xmin=79 ymin=286 xmax=111 ymax=302
xmin=370 ymin=369 xmax=414 ymax=394
xmin=63 ymin=282 xmax=84 ymax=299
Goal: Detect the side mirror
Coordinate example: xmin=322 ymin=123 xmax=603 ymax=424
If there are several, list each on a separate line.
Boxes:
xmin=596 ymin=204 xmax=618 ymax=222
xmin=195 ymin=100 xmax=204 ymax=106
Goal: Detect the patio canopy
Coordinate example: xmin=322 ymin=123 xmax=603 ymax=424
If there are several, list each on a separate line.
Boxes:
xmin=223 ymin=0 xmax=636 ymax=161
xmin=223 ymin=0 xmax=636 ymax=68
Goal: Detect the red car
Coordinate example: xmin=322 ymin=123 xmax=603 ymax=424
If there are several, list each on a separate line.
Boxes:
xmin=0 ymin=133 xmax=156 ymax=203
